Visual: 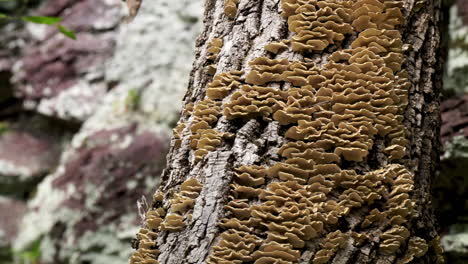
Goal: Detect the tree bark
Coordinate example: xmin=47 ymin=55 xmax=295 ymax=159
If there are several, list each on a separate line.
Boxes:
xmin=130 ymin=0 xmax=445 ymax=263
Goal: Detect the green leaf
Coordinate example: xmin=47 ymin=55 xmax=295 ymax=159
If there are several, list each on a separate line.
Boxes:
xmin=0 ymin=13 xmax=9 ymax=19
xmin=57 ymin=24 xmax=76 ymax=40
xmin=21 ymin=16 xmax=62 ymax=25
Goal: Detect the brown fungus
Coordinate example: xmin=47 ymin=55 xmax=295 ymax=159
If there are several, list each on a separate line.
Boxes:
xmin=224 ymin=0 xmax=240 ymax=19
xmin=207 ymin=70 xmax=244 ymax=100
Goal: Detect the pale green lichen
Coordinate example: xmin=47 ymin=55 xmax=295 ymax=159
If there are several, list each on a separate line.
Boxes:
xmin=443 ymin=136 xmax=468 ymax=160
xmin=442 ymin=224 xmax=468 ymax=255
xmin=445 ymin=5 xmax=468 ymax=94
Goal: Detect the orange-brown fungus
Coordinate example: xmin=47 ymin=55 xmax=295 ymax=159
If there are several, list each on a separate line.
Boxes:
xmin=189 ymin=99 xmax=224 ymax=161
xmin=131 ymin=0 xmax=437 ymax=263
xmin=264 ymin=41 xmax=289 ymax=54
xmin=207 ymin=38 xmax=224 ymax=61
xmin=205 ymin=0 xmax=431 ymax=263
xmin=161 ymin=178 xmax=203 ymax=232
xmin=224 ymin=0 xmax=240 ymax=19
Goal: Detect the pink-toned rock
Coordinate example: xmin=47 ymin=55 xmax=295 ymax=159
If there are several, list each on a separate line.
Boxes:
xmin=0 ymin=197 xmax=27 ymax=244
xmin=441 ymin=94 xmax=468 ymax=144
xmin=0 ymin=128 xmax=62 ymax=195
xmin=11 ymin=0 xmax=122 ymax=121
xmin=457 ymin=0 xmax=468 ymax=25
xmin=14 ymin=124 xmax=170 ymax=263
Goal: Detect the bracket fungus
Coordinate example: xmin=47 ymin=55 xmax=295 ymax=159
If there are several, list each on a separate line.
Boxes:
xmin=160 ymin=178 xmax=203 ymax=232
xmin=207 ymin=38 xmax=224 ymax=61
xmin=224 ymin=0 xmax=240 ymax=19
xmin=131 ymin=0 xmax=438 ymax=263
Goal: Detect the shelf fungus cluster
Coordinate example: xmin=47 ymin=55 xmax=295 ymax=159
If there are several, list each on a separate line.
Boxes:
xmin=204 ymin=0 xmax=434 ymax=263
xmin=130 ymin=179 xmax=203 ymax=264
xmin=130 ymin=0 xmax=442 ymax=263
xmin=224 ymin=0 xmax=240 ymax=19
xmin=206 ymin=38 xmax=224 ymax=75
xmin=189 ymin=99 xmax=224 ymax=161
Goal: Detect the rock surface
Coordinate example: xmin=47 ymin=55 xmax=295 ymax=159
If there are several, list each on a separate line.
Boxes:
xmin=0 ymin=117 xmax=65 ymax=197
xmin=14 ymin=124 xmax=169 ymax=263
xmin=441 ymin=94 xmax=468 ymax=143
xmin=11 ymin=0 xmax=122 ymax=122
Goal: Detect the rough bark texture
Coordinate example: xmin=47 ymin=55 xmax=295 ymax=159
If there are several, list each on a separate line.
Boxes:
xmin=130 ymin=0 xmax=444 ymax=263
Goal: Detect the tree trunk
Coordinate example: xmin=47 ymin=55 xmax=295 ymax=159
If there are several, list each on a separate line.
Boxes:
xmin=130 ymin=0 xmax=445 ymax=263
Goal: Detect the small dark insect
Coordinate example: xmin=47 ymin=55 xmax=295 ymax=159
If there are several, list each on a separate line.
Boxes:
xmin=122 ymin=0 xmax=143 ymax=21
xmin=137 ymin=195 xmax=149 ymax=224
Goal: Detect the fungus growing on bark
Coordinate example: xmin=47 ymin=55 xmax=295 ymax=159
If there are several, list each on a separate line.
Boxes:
xmin=130 ymin=228 xmax=160 ymax=264
xmin=206 ymin=64 xmax=218 ymax=75
xmin=206 ymin=71 xmax=244 ymax=100
xmin=379 ymin=226 xmax=410 ymax=255
xmin=281 ymin=0 xmax=354 ymax=53
xmin=173 ymin=122 xmax=186 ymax=148
xmin=160 ymin=214 xmax=186 ymax=232
xmin=207 ymin=230 xmax=261 ymax=263
xmin=156 ymin=178 xmax=203 ymax=232
xmin=146 ymin=208 xmax=166 ymax=230
xmin=223 ymin=85 xmax=286 ymax=120
xmin=188 ymin=99 xmax=225 ymax=161
xmin=234 ymin=165 xmax=267 ymax=187
xmin=400 ymin=236 xmax=429 ymax=263
xmin=141 ymin=0 xmax=437 ymax=262
xmin=224 ymin=0 xmax=240 ymax=19
xmin=245 ymin=57 xmax=290 ymax=85
xmin=313 ymin=231 xmax=350 ymax=264
xmin=207 ymin=38 xmax=224 ymax=61
xmin=264 ymin=41 xmax=289 ymax=54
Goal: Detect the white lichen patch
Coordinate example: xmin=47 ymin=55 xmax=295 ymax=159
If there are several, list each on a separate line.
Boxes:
xmin=37 ymin=81 xmax=108 ymax=121
xmin=105 ymin=0 xmax=203 ymax=125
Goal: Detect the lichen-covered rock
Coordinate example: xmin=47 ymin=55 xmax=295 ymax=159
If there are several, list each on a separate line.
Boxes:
xmin=0 ymin=196 xmax=26 ymax=263
xmin=442 ymin=224 xmax=468 ymax=264
xmin=446 ymin=4 xmax=468 ymax=94
xmin=11 ymin=0 xmax=203 ymax=262
xmin=14 ymin=123 xmax=169 ymax=264
xmin=0 ymin=196 xmax=26 ymax=244
xmin=0 ymin=120 xmax=63 ymax=196
xmin=10 ymin=0 xmax=122 ymax=122
xmin=105 ymin=0 xmax=203 ymax=126
xmin=441 ymin=94 xmax=468 ymax=143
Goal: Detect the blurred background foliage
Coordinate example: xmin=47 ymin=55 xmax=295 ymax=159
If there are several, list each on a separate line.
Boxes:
xmin=0 ymin=0 xmax=467 ymax=264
